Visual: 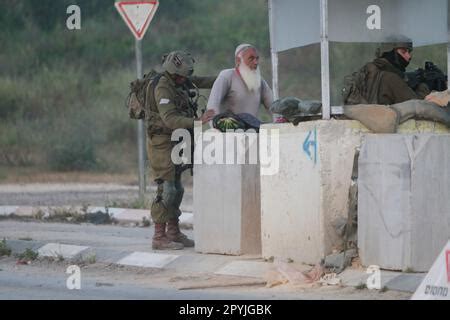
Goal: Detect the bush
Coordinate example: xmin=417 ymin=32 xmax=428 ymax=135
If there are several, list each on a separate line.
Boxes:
xmin=0 ymin=78 xmax=24 ymax=120
xmin=47 ymin=115 xmax=98 ymax=171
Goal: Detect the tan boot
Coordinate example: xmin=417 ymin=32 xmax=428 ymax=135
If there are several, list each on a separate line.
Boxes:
xmin=167 ymin=219 xmax=194 ymax=247
xmin=152 ymin=223 xmax=184 ymax=250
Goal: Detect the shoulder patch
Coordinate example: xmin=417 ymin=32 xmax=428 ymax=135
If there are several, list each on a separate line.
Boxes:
xmin=159 ymin=98 xmax=170 ymax=105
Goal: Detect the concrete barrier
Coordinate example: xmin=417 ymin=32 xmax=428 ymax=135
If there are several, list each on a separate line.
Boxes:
xmin=260 ymin=120 xmax=365 ymax=264
xmin=194 ymin=132 xmax=261 ymax=255
xmin=260 ymin=119 xmax=450 ymax=265
xmin=193 ymin=118 xmax=449 ymax=264
xmin=358 ymin=134 xmax=450 ymax=272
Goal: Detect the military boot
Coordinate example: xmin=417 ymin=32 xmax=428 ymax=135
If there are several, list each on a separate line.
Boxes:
xmin=167 ymin=219 xmax=194 ymax=247
xmin=152 ymin=223 xmax=184 ymax=250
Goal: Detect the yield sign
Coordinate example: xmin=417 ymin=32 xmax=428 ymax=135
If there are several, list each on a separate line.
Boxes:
xmin=115 ymin=1 xmax=159 ymax=40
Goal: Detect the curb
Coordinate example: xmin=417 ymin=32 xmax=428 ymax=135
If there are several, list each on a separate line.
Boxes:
xmin=0 ymin=206 xmax=194 ymax=229
xmin=1 ymin=239 xmax=424 ymax=293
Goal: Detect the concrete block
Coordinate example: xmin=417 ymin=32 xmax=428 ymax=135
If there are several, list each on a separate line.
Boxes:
xmin=260 ymin=120 xmax=364 ymax=264
xmin=194 ymin=132 xmax=261 ymax=255
xmin=38 ymin=243 xmax=89 ymax=259
xmin=358 ymin=134 xmax=450 ymax=272
xmin=0 ymin=206 xmax=18 ymax=216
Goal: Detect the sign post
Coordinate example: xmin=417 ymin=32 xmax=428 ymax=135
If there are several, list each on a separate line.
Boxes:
xmin=115 ymin=1 xmax=159 ymax=201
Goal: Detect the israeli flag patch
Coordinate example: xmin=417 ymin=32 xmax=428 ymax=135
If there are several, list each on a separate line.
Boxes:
xmin=159 ymin=98 xmax=170 ymax=105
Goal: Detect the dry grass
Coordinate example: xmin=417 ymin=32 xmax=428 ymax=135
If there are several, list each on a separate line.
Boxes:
xmin=0 ymin=167 xmax=138 ymax=185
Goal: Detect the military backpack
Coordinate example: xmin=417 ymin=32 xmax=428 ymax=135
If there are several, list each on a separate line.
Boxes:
xmin=342 ymin=64 xmax=384 ymax=105
xmin=126 ymin=70 xmax=162 ymax=120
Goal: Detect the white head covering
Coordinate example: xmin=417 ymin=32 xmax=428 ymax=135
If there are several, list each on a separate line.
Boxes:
xmin=235 ymin=43 xmax=253 ymax=58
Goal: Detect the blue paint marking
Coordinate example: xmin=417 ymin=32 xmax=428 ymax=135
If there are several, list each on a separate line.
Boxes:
xmin=303 ymin=127 xmax=317 ymax=164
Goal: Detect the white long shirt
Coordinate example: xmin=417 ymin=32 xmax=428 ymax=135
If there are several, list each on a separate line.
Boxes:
xmin=206 ymin=68 xmax=273 ymax=119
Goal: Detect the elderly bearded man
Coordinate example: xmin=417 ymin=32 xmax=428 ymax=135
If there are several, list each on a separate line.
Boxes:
xmin=206 ymin=44 xmax=273 ymax=121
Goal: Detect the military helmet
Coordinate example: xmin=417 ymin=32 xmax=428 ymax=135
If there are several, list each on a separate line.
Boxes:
xmin=376 ymin=35 xmax=413 ymax=57
xmin=162 ymin=51 xmax=195 ymax=77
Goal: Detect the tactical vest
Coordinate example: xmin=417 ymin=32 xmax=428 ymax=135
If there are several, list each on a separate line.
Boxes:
xmin=146 ymin=75 xmax=196 ymax=137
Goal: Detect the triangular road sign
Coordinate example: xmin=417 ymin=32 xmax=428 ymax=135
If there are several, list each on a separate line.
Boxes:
xmin=412 ymin=240 xmax=450 ymax=300
xmin=115 ymin=1 xmax=159 ymax=40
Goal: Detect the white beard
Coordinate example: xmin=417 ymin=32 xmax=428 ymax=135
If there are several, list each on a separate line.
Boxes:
xmin=238 ymin=63 xmax=261 ymax=92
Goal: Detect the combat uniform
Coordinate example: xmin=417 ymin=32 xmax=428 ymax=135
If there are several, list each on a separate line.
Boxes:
xmin=364 ymin=57 xmax=430 ymax=105
xmin=145 ymin=51 xmax=215 ymax=250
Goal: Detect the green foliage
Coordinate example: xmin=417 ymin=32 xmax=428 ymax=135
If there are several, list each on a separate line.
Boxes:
xmin=47 ymin=114 xmax=98 ymax=171
xmin=1 ymin=1 xmax=446 ymax=174
xmin=0 ymin=78 xmax=23 ymax=120
xmin=17 ymin=248 xmax=39 ymax=262
xmin=0 ymin=239 xmax=12 ymax=257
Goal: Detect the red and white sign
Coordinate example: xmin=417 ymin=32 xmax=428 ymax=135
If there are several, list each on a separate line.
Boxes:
xmin=446 ymin=250 xmax=450 ymax=283
xmin=115 ymin=1 xmax=159 ymax=40
xmin=412 ymin=240 xmax=450 ymax=300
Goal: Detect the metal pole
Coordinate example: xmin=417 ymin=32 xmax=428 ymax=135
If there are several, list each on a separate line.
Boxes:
xmin=268 ymin=0 xmax=279 ymax=100
xmin=320 ymin=0 xmax=331 ymax=120
xmin=135 ymin=39 xmax=146 ymax=200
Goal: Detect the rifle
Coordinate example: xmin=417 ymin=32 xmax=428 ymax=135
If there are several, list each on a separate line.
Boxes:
xmin=174 ymin=81 xmax=203 ymax=177
xmin=406 ymin=61 xmax=448 ymax=92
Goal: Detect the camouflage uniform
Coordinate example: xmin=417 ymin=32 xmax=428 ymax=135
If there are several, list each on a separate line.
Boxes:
xmin=145 ymin=51 xmax=215 ymax=250
xmin=364 ymin=57 xmax=430 ymax=105
xmin=364 ymin=39 xmax=430 ymax=105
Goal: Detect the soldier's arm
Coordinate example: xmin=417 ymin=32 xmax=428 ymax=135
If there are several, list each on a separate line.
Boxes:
xmin=155 ymin=85 xmax=194 ymax=130
xmin=384 ymin=73 xmax=421 ymax=104
xmin=190 ymin=76 xmax=217 ymax=89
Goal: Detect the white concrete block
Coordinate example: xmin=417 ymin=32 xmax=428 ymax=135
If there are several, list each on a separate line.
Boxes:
xmin=194 ymin=132 xmax=261 ymax=255
xmin=38 ymin=243 xmax=89 ymax=259
xmin=260 ymin=120 xmax=364 ymax=264
xmin=0 ymin=206 xmax=18 ymax=216
xmin=112 ymin=209 xmax=148 ymax=222
xmin=179 ymin=212 xmax=193 ymax=228
xmin=116 ymin=252 xmax=179 ymax=268
xmin=358 ymin=134 xmax=450 ymax=272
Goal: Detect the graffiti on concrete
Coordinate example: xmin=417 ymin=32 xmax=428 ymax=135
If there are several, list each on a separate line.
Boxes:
xmin=303 ymin=127 xmax=317 ymax=165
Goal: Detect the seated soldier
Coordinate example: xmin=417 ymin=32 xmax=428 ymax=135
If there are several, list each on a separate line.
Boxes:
xmin=363 ymin=36 xmax=430 ymax=105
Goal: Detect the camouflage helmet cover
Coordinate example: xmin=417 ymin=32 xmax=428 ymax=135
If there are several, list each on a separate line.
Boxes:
xmin=376 ymin=35 xmax=413 ymax=57
xmin=162 ymin=51 xmax=195 ymax=77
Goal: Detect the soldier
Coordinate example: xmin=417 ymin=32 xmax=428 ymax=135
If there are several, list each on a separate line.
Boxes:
xmin=146 ymin=51 xmax=215 ymax=250
xmin=362 ymin=36 xmax=430 ymax=105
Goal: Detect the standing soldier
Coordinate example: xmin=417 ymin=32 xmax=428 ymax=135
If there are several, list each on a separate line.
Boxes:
xmin=146 ymin=51 xmax=215 ymax=250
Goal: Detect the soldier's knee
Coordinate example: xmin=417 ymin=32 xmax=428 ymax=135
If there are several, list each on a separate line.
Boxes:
xmin=161 ymin=181 xmax=179 ymax=208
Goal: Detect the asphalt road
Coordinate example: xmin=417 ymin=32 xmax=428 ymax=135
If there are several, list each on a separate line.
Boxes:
xmin=0 ymin=183 xmax=193 ymax=211
xmin=0 ymin=221 xmax=411 ymax=301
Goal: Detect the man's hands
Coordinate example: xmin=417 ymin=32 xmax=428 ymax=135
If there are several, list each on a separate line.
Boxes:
xmin=425 ymin=90 xmax=450 ymax=107
xmin=198 ymin=109 xmax=215 ymax=124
